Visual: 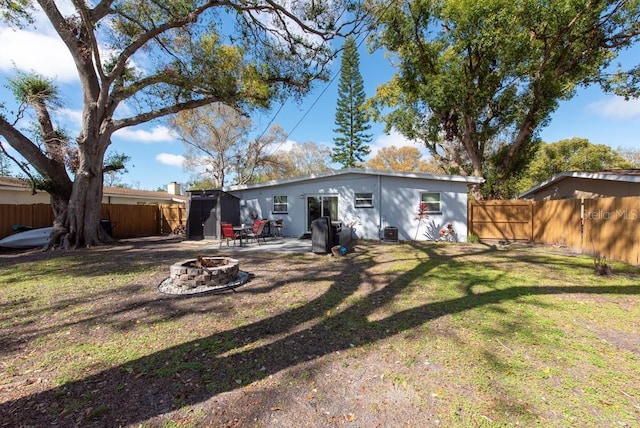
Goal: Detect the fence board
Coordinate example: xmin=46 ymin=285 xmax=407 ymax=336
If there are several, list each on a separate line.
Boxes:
xmin=101 ymin=204 xmax=159 ymax=238
xmin=469 ymin=196 xmax=639 ymax=266
xmin=533 ymin=199 xmax=582 ymax=249
xmin=160 ymin=205 xmax=186 ymax=234
xmin=1 ymin=203 xmax=186 ymax=240
xmin=583 ymin=198 xmax=639 ymax=266
xmin=469 ymin=200 xmax=533 ymax=241
xmin=0 ymin=204 xmax=54 ymax=239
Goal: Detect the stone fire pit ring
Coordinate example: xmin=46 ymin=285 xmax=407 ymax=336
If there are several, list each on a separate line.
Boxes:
xmin=158 ymin=256 xmax=249 ymax=295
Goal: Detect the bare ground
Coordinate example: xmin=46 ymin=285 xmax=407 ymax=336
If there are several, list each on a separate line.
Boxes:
xmin=0 ymin=236 xmax=638 ymax=427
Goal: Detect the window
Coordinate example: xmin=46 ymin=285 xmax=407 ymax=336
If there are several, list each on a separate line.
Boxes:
xmin=272 ymin=195 xmax=288 ymax=213
xmin=354 ymin=192 xmax=373 ymax=208
xmin=420 ymin=192 xmax=442 ymax=214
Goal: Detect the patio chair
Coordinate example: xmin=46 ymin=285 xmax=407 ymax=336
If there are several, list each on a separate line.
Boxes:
xmin=274 ymin=219 xmax=283 ymax=237
xmin=246 ymin=220 xmax=268 ymax=245
xmin=220 ymin=222 xmax=239 ymax=248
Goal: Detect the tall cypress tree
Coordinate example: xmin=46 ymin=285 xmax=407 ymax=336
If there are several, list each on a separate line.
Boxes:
xmin=331 ymin=36 xmax=372 ymax=168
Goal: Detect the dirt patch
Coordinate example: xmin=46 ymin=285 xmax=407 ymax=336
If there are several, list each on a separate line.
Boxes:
xmin=1 ymin=237 xmax=638 ymax=427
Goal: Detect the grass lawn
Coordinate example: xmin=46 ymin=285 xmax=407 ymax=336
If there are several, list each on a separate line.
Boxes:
xmin=0 ymin=237 xmax=639 ymax=427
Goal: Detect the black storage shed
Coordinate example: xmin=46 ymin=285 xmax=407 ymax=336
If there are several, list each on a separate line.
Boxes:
xmin=186 ymin=190 xmax=240 ymax=240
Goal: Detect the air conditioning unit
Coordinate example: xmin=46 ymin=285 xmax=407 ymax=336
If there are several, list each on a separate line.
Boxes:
xmin=383 ymin=226 xmax=398 ymax=243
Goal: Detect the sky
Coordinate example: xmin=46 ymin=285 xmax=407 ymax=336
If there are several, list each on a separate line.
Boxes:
xmin=1 ymin=5 xmax=639 ymax=192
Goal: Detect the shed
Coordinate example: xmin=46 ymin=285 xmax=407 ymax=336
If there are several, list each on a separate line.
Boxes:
xmin=186 ymin=190 xmax=240 ymax=240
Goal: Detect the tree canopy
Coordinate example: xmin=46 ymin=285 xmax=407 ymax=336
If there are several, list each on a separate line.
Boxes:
xmin=368 ymin=0 xmax=640 ymax=199
xmin=0 ymin=0 xmax=365 ymax=248
xmin=167 ymin=103 xmax=287 ymax=188
xmin=257 ymin=141 xmax=334 ymax=181
xmin=515 ymin=138 xmax=637 ymax=194
xmin=365 ymin=145 xmax=434 ymax=173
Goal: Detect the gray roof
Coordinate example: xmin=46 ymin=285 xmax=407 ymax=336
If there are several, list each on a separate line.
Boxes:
xmin=221 ymin=167 xmax=484 ymax=192
xmin=519 ymin=169 xmax=640 ymax=198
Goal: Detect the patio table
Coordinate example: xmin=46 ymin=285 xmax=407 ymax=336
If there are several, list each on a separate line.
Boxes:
xmin=233 ymin=225 xmax=251 ymax=246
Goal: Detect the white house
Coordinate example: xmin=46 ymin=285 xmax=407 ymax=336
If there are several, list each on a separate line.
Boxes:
xmin=221 ymin=168 xmax=483 ymax=242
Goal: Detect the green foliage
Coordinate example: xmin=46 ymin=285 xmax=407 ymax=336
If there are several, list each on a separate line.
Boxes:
xmin=0 ymin=0 xmax=33 ymax=26
xmin=186 ymin=177 xmax=221 ymax=191
xmin=7 ymin=71 xmax=61 ymax=108
xmin=332 ymin=36 xmax=372 ymax=167
xmin=515 ymin=138 xmax=636 ymax=194
xmin=0 ymin=142 xmax=13 ymax=175
xmin=103 ymin=152 xmax=132 ymax=187
xmin=601 ymin=65 xmax=640 ymax=100
xmin=369 ymin=0 xmax=640 ymax=198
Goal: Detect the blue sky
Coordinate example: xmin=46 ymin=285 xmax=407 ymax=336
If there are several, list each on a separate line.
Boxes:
xmin=1 ymin=6 xmax=639 ymax=192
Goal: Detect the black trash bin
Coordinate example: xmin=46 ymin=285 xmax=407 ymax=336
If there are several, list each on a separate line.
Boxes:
xmin=100 ymin=219 xmax=113 ymax=237
xmin=311 ymin=216 xmax=331 ymax=253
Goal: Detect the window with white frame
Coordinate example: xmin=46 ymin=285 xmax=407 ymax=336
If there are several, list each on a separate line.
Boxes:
xmin=354 ymin=192 xmax=373 ymax=208
xmin=272 ymin=195 xmax=288 ymax=213
xmin=420 ymin=192 xmax=442 ymax=214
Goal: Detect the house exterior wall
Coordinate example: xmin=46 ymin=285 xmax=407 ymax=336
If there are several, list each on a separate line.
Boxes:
xmin=0 ymin=188 xmax=49 ymax=204
xmin=529 ymin=177 xmax=640 ymax=201
xmin=380 ymin=176 xmax=469 ymax=241
xmin=1 ymin=184 xmax=184 ymax=206
xmin=229 ymin=172 xmax=471 ymax=242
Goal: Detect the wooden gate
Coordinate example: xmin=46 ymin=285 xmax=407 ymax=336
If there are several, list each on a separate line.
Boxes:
xmin=468 ymin=200 xmax=534 ymax=242
xmin=468 ymin=197 xmax=639 ymax=266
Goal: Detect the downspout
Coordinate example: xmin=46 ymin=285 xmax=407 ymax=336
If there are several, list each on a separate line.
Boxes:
xmin=378 ymin=174 xmax=383 ymax=239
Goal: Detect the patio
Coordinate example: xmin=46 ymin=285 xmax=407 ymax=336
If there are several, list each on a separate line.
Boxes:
xmin=208 ymin=236 xmax=314 ymax=254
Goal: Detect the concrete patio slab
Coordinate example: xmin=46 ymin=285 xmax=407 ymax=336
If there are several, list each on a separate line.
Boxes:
xmin=207 ymin=237 xmax=314 ymax=254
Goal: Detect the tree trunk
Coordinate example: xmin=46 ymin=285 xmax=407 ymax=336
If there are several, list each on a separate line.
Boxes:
xmin=46 ymin=136 xmax=111 ymax=249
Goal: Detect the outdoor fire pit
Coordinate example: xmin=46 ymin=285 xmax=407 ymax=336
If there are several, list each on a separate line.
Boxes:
xmin=158 ymin=256 xmax=248 ymax=294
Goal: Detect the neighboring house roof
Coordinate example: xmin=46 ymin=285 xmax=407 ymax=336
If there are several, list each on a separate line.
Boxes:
xmin=220 ymin=167 xmax=484 ymax=192
xmin=0 ymin=176 xmax=31 ymax=191
xmin=0 ymin=176 xmax=185 ymax=203
xmin=103 ymin=186 xmax=185 ymax=203
xmin=519 ymin=169 xmax=640 ymax=199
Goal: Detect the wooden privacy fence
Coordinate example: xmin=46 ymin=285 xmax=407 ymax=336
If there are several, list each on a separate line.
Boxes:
xmin=469 ymin=197 xmax=640 ymax=266
xmin=0 ymin=204 xmax=186 ymax=240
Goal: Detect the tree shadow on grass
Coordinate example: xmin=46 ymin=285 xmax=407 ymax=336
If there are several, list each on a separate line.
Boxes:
xmin=1 ymin=242 xmax=638 ymax=426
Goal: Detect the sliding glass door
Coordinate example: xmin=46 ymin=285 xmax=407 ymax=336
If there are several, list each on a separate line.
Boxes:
xmin=306 ymin=195 xmax=338 ymax=232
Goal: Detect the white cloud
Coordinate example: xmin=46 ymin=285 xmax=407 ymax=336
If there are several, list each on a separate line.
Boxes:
xmin=0 ymin=27 xmax=77 ymax=82
xmin=587 ymin=96 xmax=640 ymax=120
xmin=114 ymin=125 xmax=178 ymax=143
xmin=156 ymin=153 xmax=185 ymax=167
xmin=267 ymin=138 xmax=298 ymax=154
xmin=370 ymin=129 xmax=427 ymax=157
xmin=59 ymin=108 xmax=82 ymax=123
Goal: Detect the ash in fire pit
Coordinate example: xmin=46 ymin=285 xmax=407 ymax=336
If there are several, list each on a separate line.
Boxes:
xmin=158 ymin=256 xmax=249 ymax=295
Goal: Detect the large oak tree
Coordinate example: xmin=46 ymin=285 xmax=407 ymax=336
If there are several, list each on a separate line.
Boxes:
xmin=368 ymin=0 xmax=640 ymax=199
xmin=0 ymin=0 xmax=364 ymax=248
